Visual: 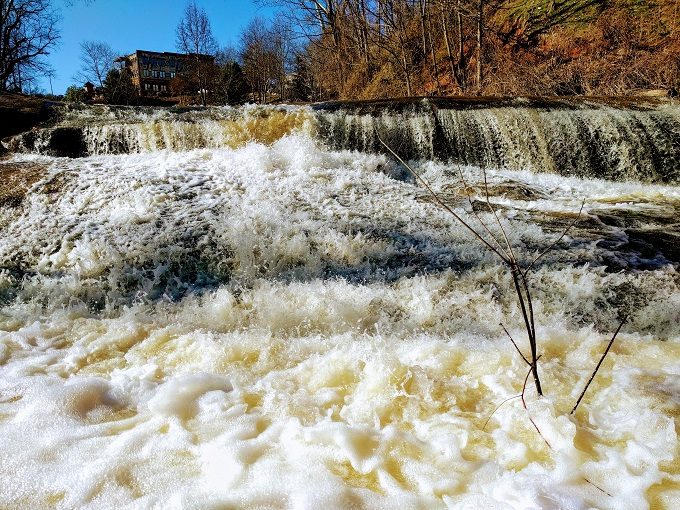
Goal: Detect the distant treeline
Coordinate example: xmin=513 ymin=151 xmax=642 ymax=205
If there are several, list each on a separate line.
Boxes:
xmin=240 ymin=0 xmax=680 ymax=101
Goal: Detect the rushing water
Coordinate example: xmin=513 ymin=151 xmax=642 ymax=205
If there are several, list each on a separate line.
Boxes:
xmin=0 ymin=103 xmax=679 ymax=509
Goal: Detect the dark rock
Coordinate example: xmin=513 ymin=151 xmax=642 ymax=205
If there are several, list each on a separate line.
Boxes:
xmin=0 ymin=92 xmax=60 ymax=140
xmin=7 ymin=126 xmax=86 ymax=158
xmin=46 ymin=127 xmax=86 ymax=157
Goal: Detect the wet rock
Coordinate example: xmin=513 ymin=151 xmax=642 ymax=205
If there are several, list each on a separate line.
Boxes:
xmin=0 ymin=161 xmax=48 ymax=208
xmin=47 ymin=127 xmax=87 ymax=157
xmin=7 ymin=126 xmax=86 ymax=158
xmin=625 ymin=229 xmax=680 ymax=264
xmin=479 ymin=180 xmax=550 ymax=201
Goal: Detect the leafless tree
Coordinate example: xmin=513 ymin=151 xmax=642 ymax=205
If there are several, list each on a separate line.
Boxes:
xmin=74 ymin=40 xmax=116 ymax=87
xmin=240 ymin=17 xmax=275 ymax=103
xmin=258 ymin=0 xmax=347 ymax=95
xmin=239 ymin=17 xmax=299 ymax=103
xmin=0 ymin=0 xmax=60 ymax=91
xmin=175 ymin=1 xmax=218 ymax=105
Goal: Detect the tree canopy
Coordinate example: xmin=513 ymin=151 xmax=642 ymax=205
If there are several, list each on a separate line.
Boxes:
xmin=0 ymin=0 xmax=60 ymax=91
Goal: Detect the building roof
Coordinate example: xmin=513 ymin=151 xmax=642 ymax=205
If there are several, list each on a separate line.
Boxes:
xmin=115 ymin=50 xmax=214 ymax=61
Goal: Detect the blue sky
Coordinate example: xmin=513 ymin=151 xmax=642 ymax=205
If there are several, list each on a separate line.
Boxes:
xmin=42 ymin=0 xmax=274 ymax=94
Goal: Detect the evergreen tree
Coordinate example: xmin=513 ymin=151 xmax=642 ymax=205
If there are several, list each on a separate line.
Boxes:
xmin=64 ymin=85 xmax=87 ymax=103
xmin=211 ymin=61 xmax=248 ymax=104
xmin=102 ymin=68 xmax=137 ymax=105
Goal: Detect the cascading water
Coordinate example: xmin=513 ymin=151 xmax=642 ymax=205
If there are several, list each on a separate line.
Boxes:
xmin=314 ymin=98 xmax=680 ymax=183
xmin=5 ymin=104 xmax=316 ymax=156
xmin=0 ymin=100 xmax=679 ymax=509
xmin=5 ymin=98 xmax=680 ymax=183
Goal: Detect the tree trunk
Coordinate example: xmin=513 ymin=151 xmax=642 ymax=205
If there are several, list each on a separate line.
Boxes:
xmin=428 ymin=8 xmax=441 ymax=95
xmin=402 ymin=51 xmax=412 ymax=96
xmin=359 ymin=0 xmax=370 ymax=66
xmin=419 ymin=0 xmax=428 ymax=58
xmin=476 ymin=0 xmax=483 ymax=89
xmin=441 ymin=5 xmax=458 ymax=90
xmin=457 ymin=0 xmax=467 ymax=91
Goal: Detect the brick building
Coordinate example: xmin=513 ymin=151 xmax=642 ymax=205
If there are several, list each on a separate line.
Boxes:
xmin=115 ymin=50 xmax=214 ymax=96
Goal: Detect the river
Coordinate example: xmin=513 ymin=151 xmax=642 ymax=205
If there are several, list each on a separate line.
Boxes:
xmin=0 ymin=100 xmax=679 ymax=509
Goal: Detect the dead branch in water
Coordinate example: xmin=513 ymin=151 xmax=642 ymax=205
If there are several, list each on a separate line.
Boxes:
xmin=376 ymin=136 xmax=508 ymax=261
xmin=377 ymin=136 xmax=560 ymax=396
xmin=521 ymin=355 xmax=551 ymax=448
xmin=482 ymin=394 xmax=521 ymax=431
xmin=500 ymin=322 xmax=530 ymax=366
xmin=524 ymin=201 xmax=585 ymax=278
xmin=376 ymin=138 xmax=617 ymax=498
xmin=571 ymin=316 xmax=627 ymax=414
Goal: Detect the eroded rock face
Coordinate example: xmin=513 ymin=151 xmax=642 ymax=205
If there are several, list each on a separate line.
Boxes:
xmin=0 ymin=93 xmax=52 ymax=139
xmin=6 ymin=127 xmax=86 ymax=158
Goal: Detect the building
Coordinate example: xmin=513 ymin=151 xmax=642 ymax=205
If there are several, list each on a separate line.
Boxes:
xmin=115 ymin=50 xmax=214 ymax=97
xmin=82 ymin=81 xmax=104 ymax=101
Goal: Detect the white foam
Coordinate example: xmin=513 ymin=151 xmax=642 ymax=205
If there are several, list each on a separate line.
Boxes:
xmin=0 ymin=132 xmax=679 ymax=509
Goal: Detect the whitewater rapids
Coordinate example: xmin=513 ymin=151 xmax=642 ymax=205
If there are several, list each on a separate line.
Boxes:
xmin=0 ymin=107 xmax=679 ymax=509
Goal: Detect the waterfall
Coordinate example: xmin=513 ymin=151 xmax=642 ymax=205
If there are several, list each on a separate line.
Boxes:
xmin=5 ymin=105 xmax=316 ymax=156
xmin=2 ymin=98 xmax=680 ymax=509
xmin=4 ymin=98 xmax=679 ymax=183
xmin=314 ymin=98 xmax=680 ymax=183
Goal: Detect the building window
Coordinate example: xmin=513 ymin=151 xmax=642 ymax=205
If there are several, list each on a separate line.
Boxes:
xmin=153 ymin=84 xmax=159 ymax=91
xmin=143 ymin=70 xmax=150 ymax=77
xmin=144 ymin=83 xmax=151 ymax=91
xmin=160 ymin=85 xmax=166 ymax=92
xmin=170 ymin=72 xmax=176 ymax=78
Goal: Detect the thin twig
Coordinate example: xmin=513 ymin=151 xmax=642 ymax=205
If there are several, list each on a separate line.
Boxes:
xmin=377 ymin=135 xmax=510 ymax=263
xmin=522 ymin=356 xmax=551 ymax=448
xmin=583 ymin=477 xmax=613 ymax=497
xmin=571 ymin=316 xmax=627 ymax=415
xmin=518 ymin=269 xmax=537 ymax=341
xmin=482 ymin=394 xmax=522 ymax=431
xmin=379 ymin=137 xmax=545 ymax=396
xmin=478 ymin=164 xmax=541 ymax=396
xmin=478 ymin=165 xmax=544 ymax=396
xmin=511 ymin=267 xmax=542 ymax=395
xmin=482 ymin=167 xmax=518 ymax=264
xmin=455 ymin=165 xmax=510 ymax=259
xmin=500 ymin=322 xmax=530 ymax=365
xmin=524 ymin=200 xmax=585 ymax=277
xmin=519 ymin=270 xmax=540 ymax=393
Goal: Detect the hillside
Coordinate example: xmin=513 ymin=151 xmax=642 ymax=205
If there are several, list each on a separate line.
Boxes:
xmin=285 ymin=0 xmax=680 ymax=100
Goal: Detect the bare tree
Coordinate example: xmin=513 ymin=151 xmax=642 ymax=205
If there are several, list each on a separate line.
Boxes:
xmin=175 ymin=1 xmax=218 ymax=105
xmin=258 ymin=0 xmax=347 ymax=95
xmin=0 ymin=0 xmax=60 ymax=91
xmin=365 ymin=0 xmax=419 ymax=96
xmin=74 ymin=40 xmax=116 ymax=87
xmin=240 ymin=17 xmax=276 ymax=103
